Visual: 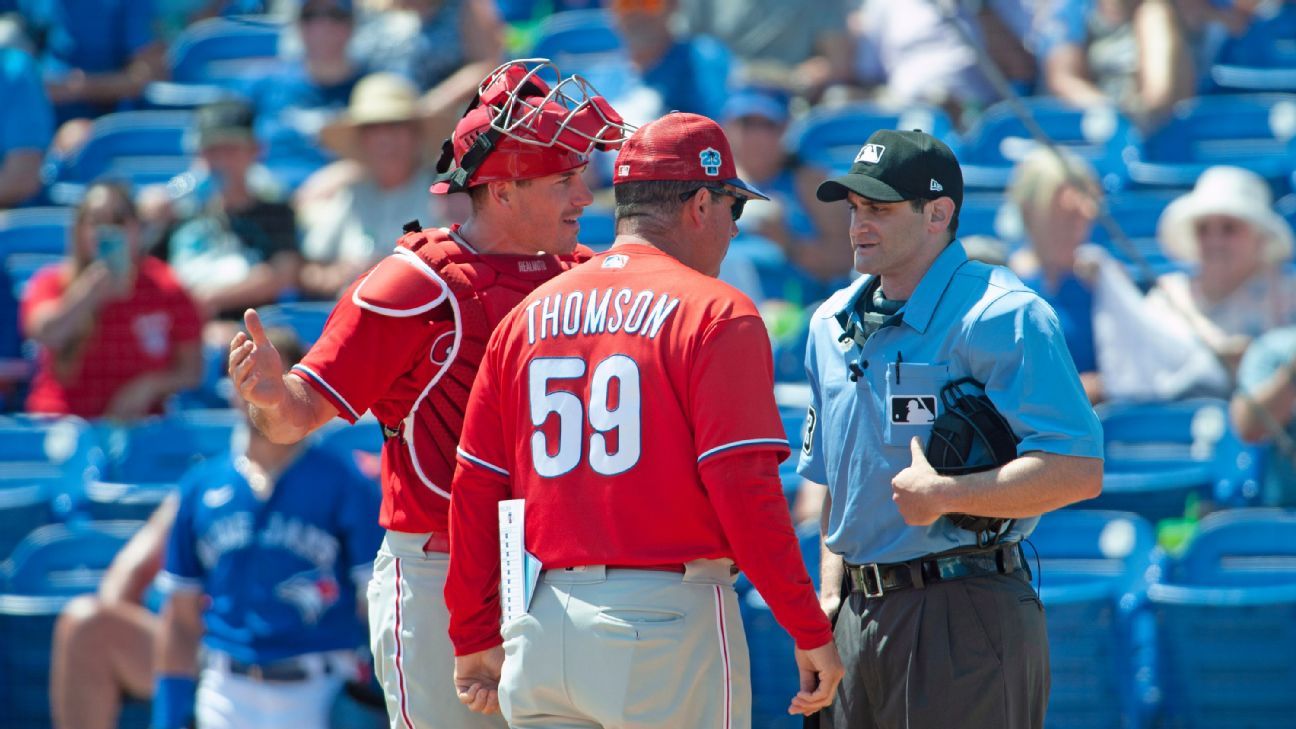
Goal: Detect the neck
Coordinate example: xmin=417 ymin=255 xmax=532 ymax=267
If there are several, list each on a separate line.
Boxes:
xmin=613 ymin=224 xmax=701 ymax=272
xmin=307 ymin=57 xmax=353 ymax=85
xmin=1198 ymin=263 xmax=1265 ymax=303
xmin=877 ymin=246 xmax=946 ymax=301
xmin=458 ymin=213 xmax=534 ymax=255
xmin=221 ymin=181 xmax=253 ymax=211
xmin=245 ymin=435 xmax=301 ymax=472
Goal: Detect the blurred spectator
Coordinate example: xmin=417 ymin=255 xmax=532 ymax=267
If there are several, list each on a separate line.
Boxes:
xmin=164 ymin=100 xmax=302 ymax=320
xmin=1008 ymin=147 xmax=1104 ymax=402
xmin=14 ymin=0 xmax=165 ymax=132
xmin=351 ymin=0 xmax=504 ymax=144
xmin=1030 ymin=0 xmax=1195 ymax=126
xmin=1231 ymin=326 xmax=1296 ymax=507
xmin=300 ymin=72 xmax=443 ymax=299
xmin=247 ymin=0 xmax=364 ymax=187
xmin=722 ymin=85 xmax=851 ymax=295
xmin=20 ymin=182 xmax=204 ymax=419
xmin=155 ymin=0 xmax=275 ymax=43
xmin=1151 ymin=165 xmax=1296 ymax=370
xmin=152 ymin=331 xmax=382 ymax=729
xmin=851 ymin=0 xmax=1035 ymax=119
xmin=0 ymin=45 xmax=54 ymax=207
xmin=606 ymin=0 xmax=731 ymax=122
xmin=49 ymin=497 xmax=178 ymax=729
xmin=676 ymin=0 xmax=854 ymax=101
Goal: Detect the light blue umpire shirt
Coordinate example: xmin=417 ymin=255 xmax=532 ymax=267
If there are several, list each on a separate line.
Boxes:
xmin=798 ymin=240 xmax=1104 ymax=566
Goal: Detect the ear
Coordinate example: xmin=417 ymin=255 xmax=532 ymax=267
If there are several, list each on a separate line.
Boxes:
xmin=681 ymin=188 xmax=709 ymax=230
xmin=486 ymin=180 xmax=512 ymax=206
xmin=928 ymin=197 xmax=956 ymax=234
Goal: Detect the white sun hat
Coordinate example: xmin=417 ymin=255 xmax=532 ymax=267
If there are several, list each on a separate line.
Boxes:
xmin=1156 ymin=165 xmax=1295 ymax=265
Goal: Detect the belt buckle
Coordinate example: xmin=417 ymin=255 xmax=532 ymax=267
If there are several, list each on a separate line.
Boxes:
xmin=861 ymin=563 xmax=884 ymax=598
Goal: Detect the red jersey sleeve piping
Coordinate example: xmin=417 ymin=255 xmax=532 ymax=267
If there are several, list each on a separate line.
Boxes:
xmin=291 ymin=363 xmax=363 ymax=422
xmin=697 ymin=438 xmax=790 ymax=464
xmin=456 ymin=447 xmax=510 ymax=478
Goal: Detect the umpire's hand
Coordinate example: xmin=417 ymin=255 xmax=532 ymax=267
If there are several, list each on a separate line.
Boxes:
xmin=891 ymin=437 xmax=947 ymax=526
xmin=455 ymin=645 xmax=505 ymax=715
xmin=789 ymin=641 xmax=845 ymax=716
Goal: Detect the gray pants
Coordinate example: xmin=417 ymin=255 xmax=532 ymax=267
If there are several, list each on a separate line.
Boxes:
xmin=819 ymin=570 xmax=1049 ymax=729
xmin=499 ymin=560 xmax=750 ymax=729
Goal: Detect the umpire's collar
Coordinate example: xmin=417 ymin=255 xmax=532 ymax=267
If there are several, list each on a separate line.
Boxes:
xmin=833 ymin=241 xmax=969 ymax=335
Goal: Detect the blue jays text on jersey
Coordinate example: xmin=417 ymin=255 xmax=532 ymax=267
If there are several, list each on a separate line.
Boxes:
xmin=159 ymin=445 xmax=384 ymax=664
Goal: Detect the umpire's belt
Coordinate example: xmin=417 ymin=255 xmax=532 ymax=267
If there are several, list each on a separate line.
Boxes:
xmin=847 ymin=543 xmax=1026 ymax=598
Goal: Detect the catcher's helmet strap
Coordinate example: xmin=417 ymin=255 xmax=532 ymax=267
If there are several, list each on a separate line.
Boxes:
xmin=433 ymin=128 xmax=501 ymax=193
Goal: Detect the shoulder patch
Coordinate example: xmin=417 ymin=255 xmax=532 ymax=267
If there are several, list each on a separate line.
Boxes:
xmin=352 ymin=248 xmax=450 ymax=317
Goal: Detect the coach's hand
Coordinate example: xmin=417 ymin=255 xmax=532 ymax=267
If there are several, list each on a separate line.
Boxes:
xmin=455 ymin=646 xmax=505 ymax=715
xmin=790 ymin=641 xmax=845 ymax=716
xmin=229 ymin=309 xmax=287 ymax=410
xmin=891 ymin=437 xmax=947 ymax=526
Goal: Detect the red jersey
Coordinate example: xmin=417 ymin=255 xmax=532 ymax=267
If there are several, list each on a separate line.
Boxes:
xmin=21 ymin=258 xmax=202 ymax=418
xmin=447 ymin=244 xmax=832 ymax=654
xmin=293 ymin=226 xmax=589 ymax=534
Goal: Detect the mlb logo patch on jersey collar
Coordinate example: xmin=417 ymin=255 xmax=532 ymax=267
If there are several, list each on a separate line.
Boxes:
xmin=855 ymin=143 xmax=885 ymax=164
xmin=602 ymin=254 xmax=629 ymax=269
xmin=699 ymin=147 xmax=722 ymax=176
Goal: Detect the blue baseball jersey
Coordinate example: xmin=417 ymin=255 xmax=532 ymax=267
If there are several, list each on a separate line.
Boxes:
xmin=798 ymin=241 xmax=1103 ymax=565
xmin=159 ymin=445 xmax=383 ymax=664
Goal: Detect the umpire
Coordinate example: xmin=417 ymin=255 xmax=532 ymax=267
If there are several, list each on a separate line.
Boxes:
xmin=800 ymin=129 xmax=1103 ymax=729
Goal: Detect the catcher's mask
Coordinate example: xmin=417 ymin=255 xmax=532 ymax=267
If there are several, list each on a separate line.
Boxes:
xmin=430 ymin=58 xmax=634 ymax=194
xmin=925 ymin=378 xmax=1020 ymax=546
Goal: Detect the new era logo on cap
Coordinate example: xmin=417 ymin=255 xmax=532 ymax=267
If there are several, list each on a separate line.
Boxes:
xmin=856 ymin=144 xmax=885 ymax=164
xmin=930 ymin=178 xmax=943 ymax=192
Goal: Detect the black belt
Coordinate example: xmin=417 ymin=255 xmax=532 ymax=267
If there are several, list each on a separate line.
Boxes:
xmin=846 ymin=543 xmax=1027 ymax=598
xmin=226 ymin=657 xmax=327 ymax=682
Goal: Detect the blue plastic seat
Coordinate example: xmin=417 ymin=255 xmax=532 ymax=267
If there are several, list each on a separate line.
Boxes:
xmin=785 ymin=103 xmax=955 ymax=176
xmin=96 ymin=410 xmax=240 ymax=485
xmin=0 ymin=417 xmax=104 ymax=513
xmin=0 ymin=472 xmax=60 ymax=561
xmin=959 ymin=99 xmax=1134 ymax=191
xmin=1208 ymin=4 xmax=1296 ymax=93
xmin=1126 ymin=94 xmax=1296 ymax=193
xmin=1147 ymin=509 xmax=1296 ymax=728
xmin=168 ymin=15 xmax=285 ymax=85
xmin=576 ymin=207 xmax=615 ymax=251
xmin=529 ymin=10 xmax=623 ymax=66
xmin=0 ymin=207 xmax=73 ymax=257
xmin=257 ymin=301 xmax=336 ymax=347
xmin=0 ymin=520 xmax=141 ymax=729
xmin=47 ymin=111 xmax=197 ymax=204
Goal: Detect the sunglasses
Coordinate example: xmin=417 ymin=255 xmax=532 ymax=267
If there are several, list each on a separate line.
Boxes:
xmin=300 ymin=7 xmax=352 ymax=22
xmin=679 ymin=185 xmax=746 ymax=221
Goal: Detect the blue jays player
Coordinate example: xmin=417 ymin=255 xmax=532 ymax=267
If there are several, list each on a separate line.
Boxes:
xmin=153 ymin=333 xmax=384 ymax=729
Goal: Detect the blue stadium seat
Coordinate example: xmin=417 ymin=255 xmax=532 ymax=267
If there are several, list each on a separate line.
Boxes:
xmin=958 ymin=192 xmax=1016 ymax=242
xmin=79 ymin=480 xmax=176 ymax=522
xmin=1031 ymin=511 xmax=1159 ymax=729
xmin=0 ymin=520 xmax=141 ymax=729
xmin=527 ymin=10 xmax=632 ymax=96
xmin=1126 ymin=94 xmax=1296 ymax=193
xmin=257 ymin=301 xmax=336 ymax=347
xmin=96 ymin=410 xmax=240 ymax=485
xmin=3 ymin=253 xmax=61 ymax=302
xmin=1208 ymin=4 xmax=1296 ymax=93
xmin=0 ymin=472 xmax=59 ymax=561
xmin=1147 ymin=509 xmax=1296 ymax=729
xmin=784 ymin=103 xmax=956 ymax=176
xmin=576 ymin=206 xmax=615 ymax=251
xmin=0 ymin=416 xmax=104 ymax=513
xmin=167 ymin=15 xmax=285 ymax=85
xmin=47 ymin=111 xmax=197 ymax=204
xmin=0 ymin=206 xmax=73 ymax=257
xmin=959 ymin=99 xmax=1135 ymax=191
xmin=1092 ymin=398 xmax=1263 ymax=512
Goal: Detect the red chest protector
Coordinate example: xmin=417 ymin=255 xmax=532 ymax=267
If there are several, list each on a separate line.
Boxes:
xmin=352 ymin=225 xmax=590 ymax=501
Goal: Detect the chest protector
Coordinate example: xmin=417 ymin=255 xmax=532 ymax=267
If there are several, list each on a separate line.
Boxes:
xmin=353 ymin=226 xmax=590 ymax=499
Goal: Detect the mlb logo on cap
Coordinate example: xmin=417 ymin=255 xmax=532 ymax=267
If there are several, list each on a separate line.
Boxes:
xmin=699 ymin=147 xmax=722 ymax=176
xmin=856 ymin=144 xmax=885 ymax=164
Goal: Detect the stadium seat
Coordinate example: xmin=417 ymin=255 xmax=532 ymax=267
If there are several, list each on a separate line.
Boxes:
xmin=527 ymin=9 xmax=633 ymax=96
xmin=784 ymin=102 xmax=956 ymax=176
xmin=3 ymin=253 xmax=61 ymax=302
xmin=0 ymin=416 xmax=104 ymax=513
xmin=1031 ymin=511 xmax=1159 ymax=729
xmin=958 ymin=98 xmax=1135 ymax=191
xmin=0 ymin=472 xmax=59 ymax=561
xmin=576 ymin=206 xmax=615 ymax=251
xmin=96 ymin=410 xmax=241 ymax=485
xmin=167 ymin=15 xmax=285 ymax=85
xmin=1125 ymin=94 xmax=1296 ymax=193
xmin=257 ymin=301 xmax=336 ymax=347
xmin=47 ymin=111 xmax=197 ymax=204
xmin=0 ymin=206 xmax=73 ymax=257
xmin=1208 ymin=4 xmax=1296 ymax=93
xmin=1148 ymin=509 xmax=1296 ymax=729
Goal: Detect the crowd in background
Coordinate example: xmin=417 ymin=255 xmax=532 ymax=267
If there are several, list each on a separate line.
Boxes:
xmin=1 ymin=0 xmax=1296 ymax=498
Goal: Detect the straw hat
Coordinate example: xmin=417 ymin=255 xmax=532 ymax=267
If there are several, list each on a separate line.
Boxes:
xmin=1157 ymin=166 xmax=1295 ymax=265
xmin=320 ymin=72 xmax=428 ymax=159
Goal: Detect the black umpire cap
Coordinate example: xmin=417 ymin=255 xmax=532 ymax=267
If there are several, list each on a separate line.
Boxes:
xmin=816 ymin=129 xmax=963 ymax=214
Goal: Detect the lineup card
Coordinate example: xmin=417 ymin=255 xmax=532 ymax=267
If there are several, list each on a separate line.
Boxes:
xmin=499 ymin=499 xmax=528 ymax=623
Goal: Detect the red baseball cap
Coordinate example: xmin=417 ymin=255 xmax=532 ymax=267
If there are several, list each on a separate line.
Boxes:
xmin=612 ymin=112 xmax=768 ymax=200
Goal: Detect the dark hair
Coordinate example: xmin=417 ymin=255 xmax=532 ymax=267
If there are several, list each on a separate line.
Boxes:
xmin=614 ymin=179 xmax=723 ymax=228
xmin=75 ymin=181 xmax=137 ymax=227
xmin=908 ymin=197 xmax=959 ymax=242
